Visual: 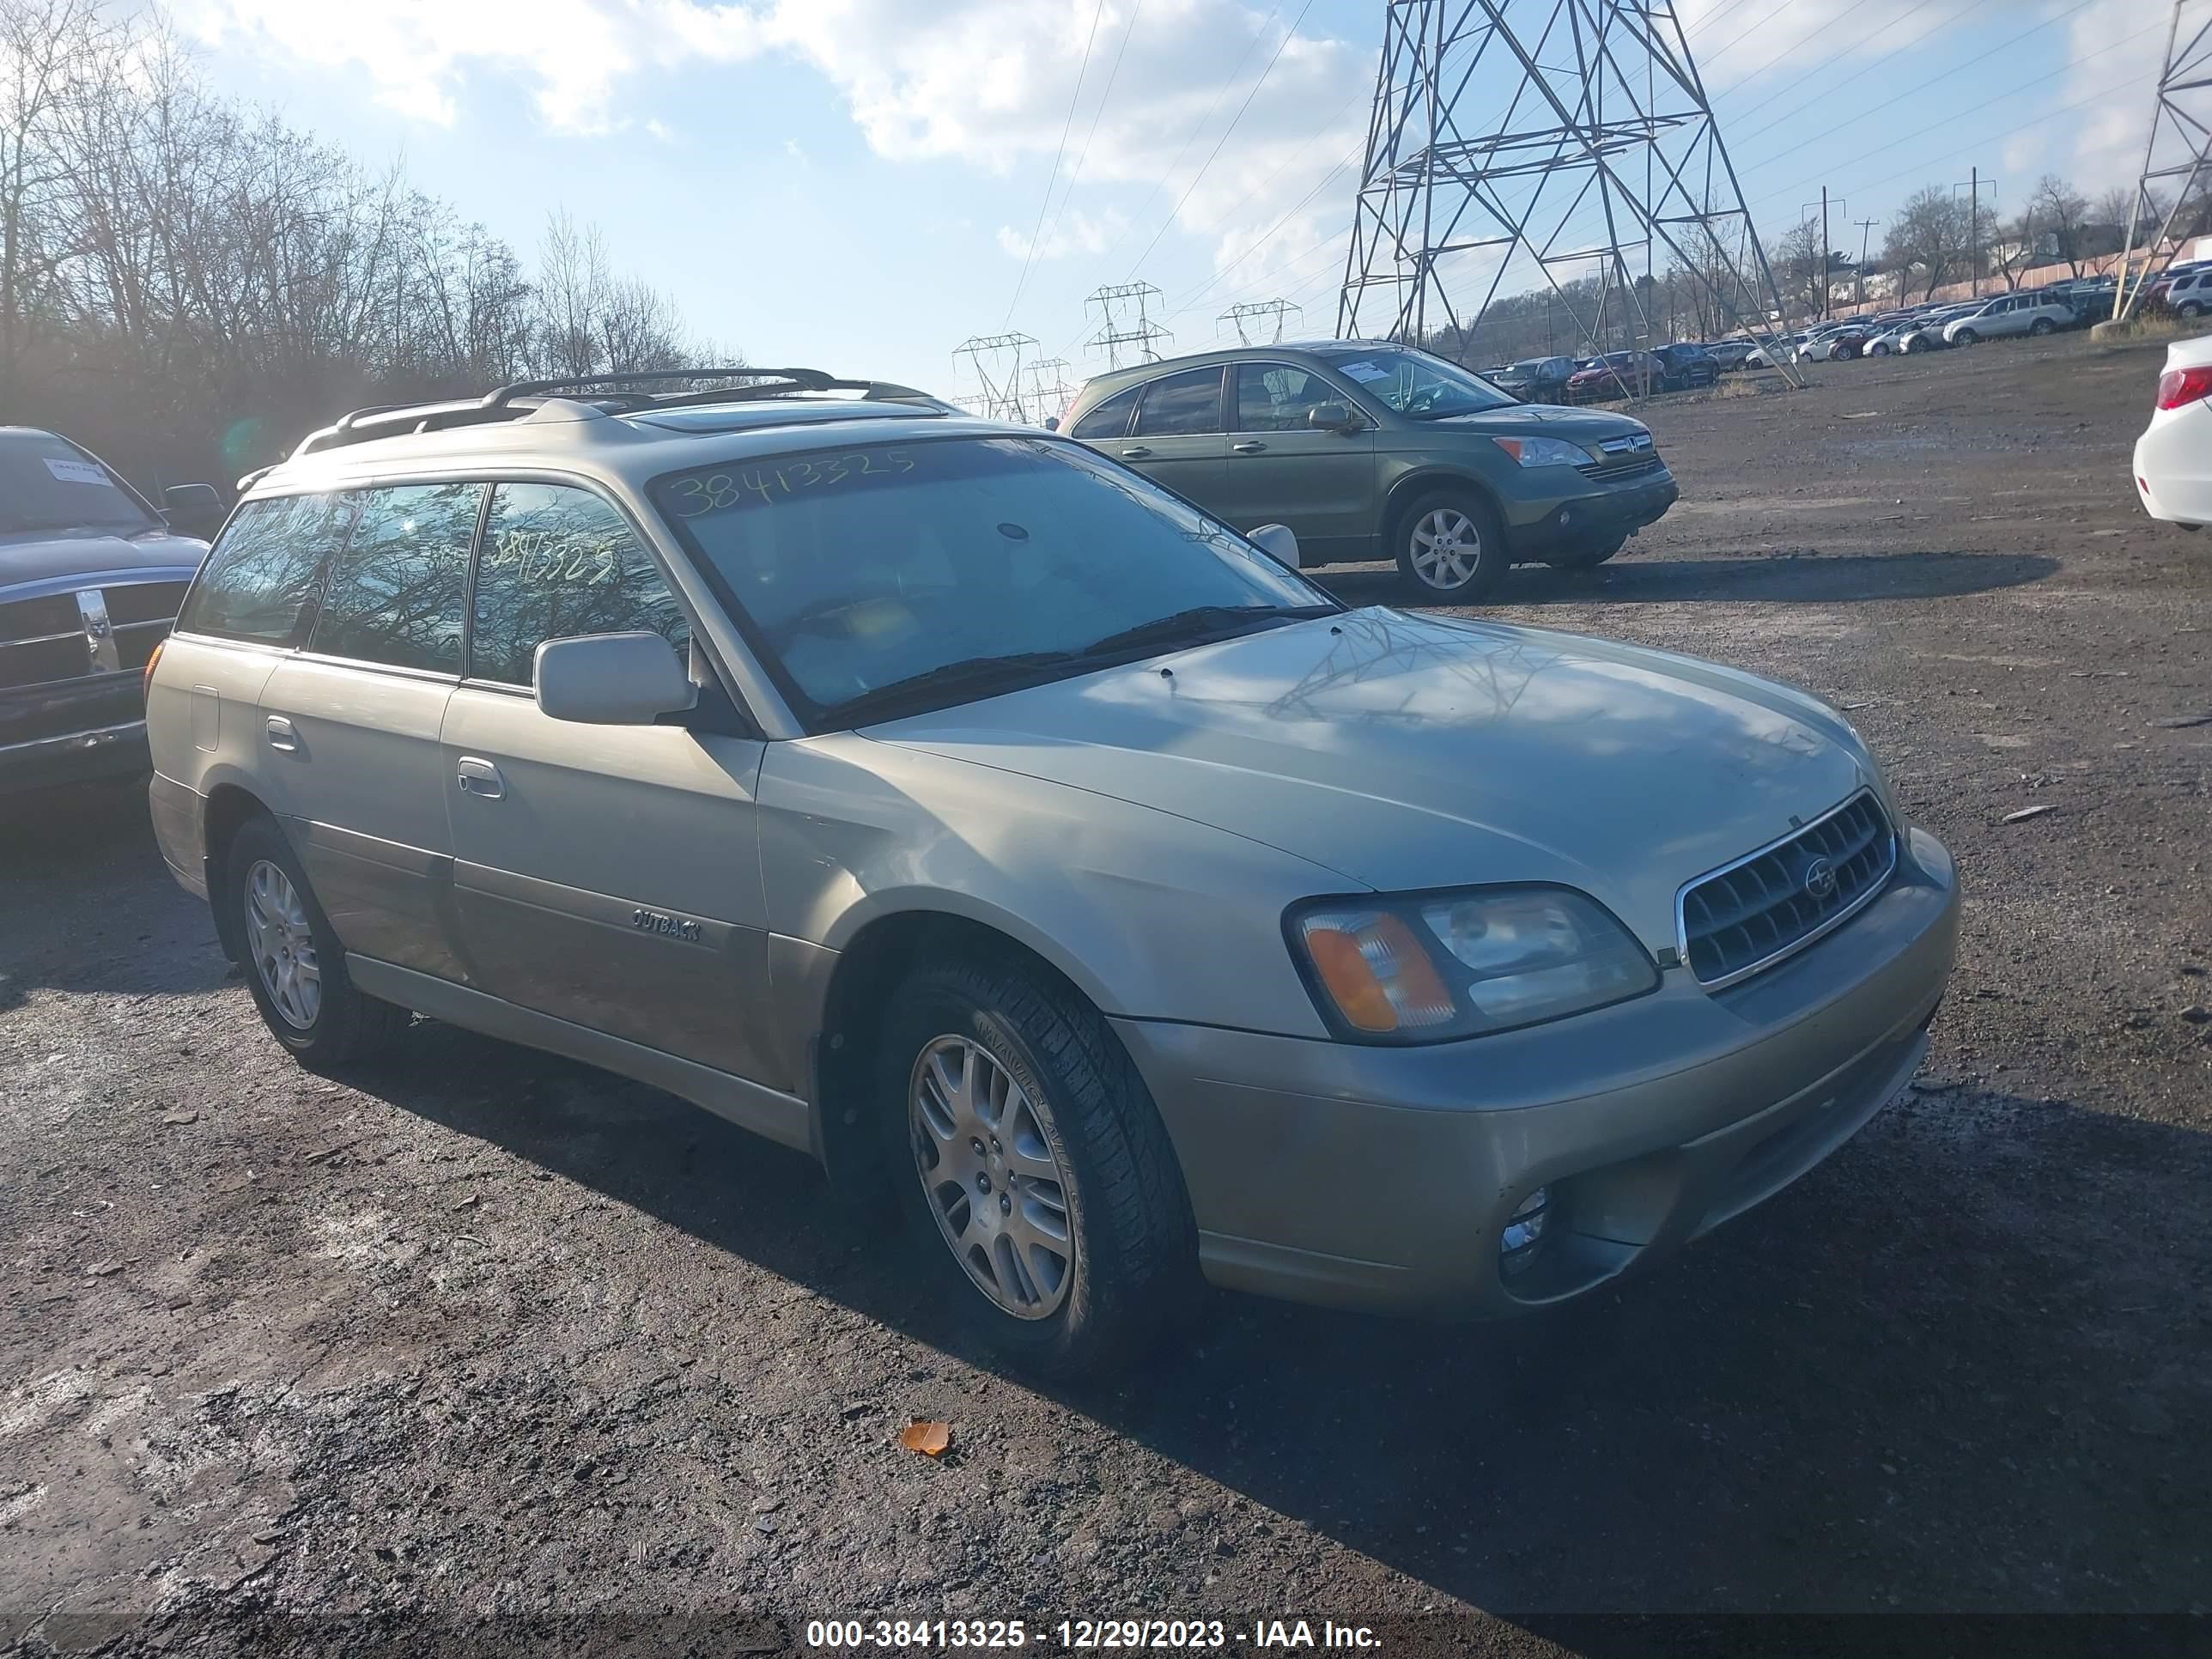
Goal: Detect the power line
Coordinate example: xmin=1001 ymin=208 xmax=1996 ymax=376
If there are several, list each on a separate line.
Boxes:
xmin=1722 ymin=0 xmax=1989 ymax=130
xmin=1030 ymin=0 xmax=1145 ymax=286
xmin=1005 ymin=0 xmax=1109 ymax=325
xmin=1706 ymin=0 xmax=1880 ymax=103
xmin=1699 ymin=0 xmax=1802 ymax=69
xmin=1122 ymin=0 xmax=1319 ymax=280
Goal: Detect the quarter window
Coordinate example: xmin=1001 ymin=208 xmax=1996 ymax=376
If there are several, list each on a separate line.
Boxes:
xmin=1234 ymin=364 xmax=1336 ymax=432
xmin=471 ymin=482 xmax=688 ymax=686
xmin=176 ymin=493 xmax=352 ymax=645
xmin=1068 ymin=385 xmax=1139 ymax=440
xmin=309 ymin=483 xmax=482 ymax=672
xmin=1133 ymin=368 xmax=1225 ymax=436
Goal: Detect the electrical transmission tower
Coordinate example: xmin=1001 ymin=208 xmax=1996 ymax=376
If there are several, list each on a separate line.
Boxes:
xmin=1084 ymin=283 xmax=1172 ymax=369
xmin=1219 ymin=299 xmax=1304 ymax=343
xmin=2117 ymin=1 xmax=2212 ymax=321
xmin=1024 ymin=358 xmax=1079 ymax=426
xmin=1337 ymin=0 xmax=1798 ymax=387
xmin=952 ymin=332 xmax=1038 ymax=422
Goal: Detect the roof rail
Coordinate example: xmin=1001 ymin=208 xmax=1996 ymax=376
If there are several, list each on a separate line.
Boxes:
xmin=289 ymin=368 xmax=957 ymax=460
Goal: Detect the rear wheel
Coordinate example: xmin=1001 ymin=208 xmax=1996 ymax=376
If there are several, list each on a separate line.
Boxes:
xmin=1396 ymin=490 xmax=1509 ymax=603
xmin=226 ymin=816 xmax=409 ymax=1068
xmin=881 ymin=952 xmax=1197 ymax=1379
xmin=2029 ymin=317 xmax=2057 ymax=335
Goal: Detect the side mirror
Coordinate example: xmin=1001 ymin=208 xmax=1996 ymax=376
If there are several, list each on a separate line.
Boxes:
xmin=1307 ymin=402 xmax=1361 ymax=434
xmin=534 ymin=632 xmax=698 ymax=726
xmin=1248 ymin=523 xmax=1300 ymax=567
xmin=162 ymin=483 xmax=223 ymax=535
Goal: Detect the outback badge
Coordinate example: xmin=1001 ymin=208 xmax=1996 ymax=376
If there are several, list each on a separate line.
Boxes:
xmin=631 ymin=907 xmax=703 ymax=943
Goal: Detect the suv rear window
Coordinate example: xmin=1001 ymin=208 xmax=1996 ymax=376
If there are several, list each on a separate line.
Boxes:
xmin=471 ymin=483 xmax=689 ymax=686
xmin=1133 ymin=368 xmax=1224 ymax=436
xmin=309 ymin=483 xmax=482 ymax=673
xmin=177 ymin=493 xmax=351 ymax=645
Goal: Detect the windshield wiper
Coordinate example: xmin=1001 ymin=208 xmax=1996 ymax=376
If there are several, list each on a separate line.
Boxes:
xmin=826 ymin=651 xmax=1084 ymax=726
xmin=1079 ymin=603 xmax=1336 ymax=659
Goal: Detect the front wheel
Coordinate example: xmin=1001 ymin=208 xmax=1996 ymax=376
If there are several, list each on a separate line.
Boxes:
xmin=1869 ymin=342 xmax=1890 ymax=356
xmin=226 ymin=816 xmax=410 ymax=1068
xmin=1396 ymin=490 xmax=1509 ymax=603
xmin=2178 ymin=302 xmax=2202 ymax=319
xmin=882 ymin=953 xmax=1197 ymax=1379
xmin=1952 ymin=328 xmax=1978 ymax=346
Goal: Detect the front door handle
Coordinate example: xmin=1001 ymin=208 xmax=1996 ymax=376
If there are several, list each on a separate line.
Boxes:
xmin=1231 ymin=441 xmax=1267 ymax=454
xmin=1119 ymin=446 xmax=1152 ymax=459
xmin=455 ymin=757 xmax=504 ymax=800
xmin=264 ymin=715 xmax=299 ymax=753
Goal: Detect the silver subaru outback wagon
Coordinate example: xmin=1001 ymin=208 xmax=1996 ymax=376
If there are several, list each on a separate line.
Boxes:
xmin=147 ymin=368 xmax=1959 ymax=1376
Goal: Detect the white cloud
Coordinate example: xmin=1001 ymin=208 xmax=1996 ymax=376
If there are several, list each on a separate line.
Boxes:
xmin=645 ymin=118 xmax=676 ymax=143
xmin=186 ymin=0 xmax=1370 ymax=277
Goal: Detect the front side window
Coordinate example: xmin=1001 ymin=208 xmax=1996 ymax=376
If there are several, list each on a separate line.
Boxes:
xmin=1314 ymin=345 xmax=1515 ymax=419
xmin=1132 ymin=368 xmax=1224 ymax=436
xmin=650 ymin=436 xmax=1333 ymax=726
xmin=1234 ymin=363 xmax=1337 ymax=432
xmin=1068 ymin=385 xmax=1139 ymax=440
xmin=471 ymin=483 xmax=689 ymax=686
xmin=0 ymin=431 xmax=155 ymax=536
xmin=176 ymin=493 xmax=352 ymax=645
xmin=310 ymin=483 xmax=482 ymax=672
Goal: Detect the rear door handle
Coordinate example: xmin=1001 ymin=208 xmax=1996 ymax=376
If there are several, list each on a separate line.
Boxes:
xmin=455 ymin=757 xmax=504 ymax=800
xmin=1231 ymin=441 xmax=1267 ymax=454
xmin=264 ymin=715 xmax=299 ymax=754
xmin=1119 ymin=446 xmax=1152 ymax=459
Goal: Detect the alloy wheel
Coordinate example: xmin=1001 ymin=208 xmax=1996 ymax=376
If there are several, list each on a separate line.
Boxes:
xmin=244 ymin=859 xmax=320 ymax=1030
xmin=1409 ymin=507 xmax=1484 ymax=592
xmin=909 ymin=1035 xmax=1076 ymax=1320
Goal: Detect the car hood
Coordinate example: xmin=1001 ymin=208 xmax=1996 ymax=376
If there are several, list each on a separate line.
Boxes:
xmin=1424 ymin=404 xmax=1650 ymax=441
xmin=0 ymin=526 xmax=208 ymax=588
xmin=866 ymin=608 xmax=1881 ymax=955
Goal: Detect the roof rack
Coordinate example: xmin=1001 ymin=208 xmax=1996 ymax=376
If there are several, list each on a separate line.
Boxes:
xmin=290 ymin=368 xmax=957 ymax=459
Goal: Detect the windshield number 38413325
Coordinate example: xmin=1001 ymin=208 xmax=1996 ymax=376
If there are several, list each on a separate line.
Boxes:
xmin=665 ymin=449 xmax=915 ymax=516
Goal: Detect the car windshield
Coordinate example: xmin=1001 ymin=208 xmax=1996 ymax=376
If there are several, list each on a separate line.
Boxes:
xmin=1310 ymin=344 xmax=1516 ymax=419
xmin=0 ymin=431 xmax=155 ymax=536
xmin=651 ymin=434 xmax=1338 ymax=727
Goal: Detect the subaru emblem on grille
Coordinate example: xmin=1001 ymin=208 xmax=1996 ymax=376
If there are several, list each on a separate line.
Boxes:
xmin=1802 ymin=856 xmax=1838 ymax=901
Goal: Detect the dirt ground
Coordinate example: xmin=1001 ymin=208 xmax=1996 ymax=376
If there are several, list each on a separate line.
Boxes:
xmin=2 ymin=333 xmax=2208 ymax=1657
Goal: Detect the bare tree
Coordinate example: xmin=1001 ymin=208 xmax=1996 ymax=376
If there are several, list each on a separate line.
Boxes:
xmin=1882 ymin=185 xmax=1992 ymax=301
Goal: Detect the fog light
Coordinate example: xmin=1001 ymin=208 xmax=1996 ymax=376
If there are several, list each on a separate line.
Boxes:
xmin=1500 ymin=1186 xmax=1551 ymax=1272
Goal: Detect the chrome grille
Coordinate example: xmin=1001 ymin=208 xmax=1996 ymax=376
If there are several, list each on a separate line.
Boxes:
xmin=0 ymin=580 xmax=186 ymax=691
xmin=1677 ymin=793 xmax=1896 ymax=988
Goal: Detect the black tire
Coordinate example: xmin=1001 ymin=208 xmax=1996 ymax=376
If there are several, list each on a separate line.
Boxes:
xmin=225 ymin=815 xmax=409 ymax=1069
xmin=878 ymin=951 xmax=1197 ymax=1379
xmin=1545 ymin=534 xmax=1627 ymax=571
xmin=2030 ymin=317 xmax=2057 ymax=336
xmin=1953 ymin=328 xmax=1978 ymax=346
xmin=2179 ymin=302 xmax=2202 ymax=320
xmin=1869 ymin=342 xmax=1890 ymax=356
xmin=1395 ymin=488 xmax=1510 ymax=603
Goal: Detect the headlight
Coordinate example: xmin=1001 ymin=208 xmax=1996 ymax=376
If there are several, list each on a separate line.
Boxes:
xmin=1490 ymin=435 xmax=1591 ymax=468
xmin=1288 ymin=885 xmax=1658 ymax=1043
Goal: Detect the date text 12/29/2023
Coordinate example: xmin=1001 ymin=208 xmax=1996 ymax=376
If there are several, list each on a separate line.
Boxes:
xmin=803 ymin=1619 xmax=1382 ymax=1650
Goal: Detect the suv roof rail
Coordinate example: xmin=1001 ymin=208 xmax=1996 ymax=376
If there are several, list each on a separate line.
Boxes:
xmin=290 ymin=368 xmax=958 ymax=460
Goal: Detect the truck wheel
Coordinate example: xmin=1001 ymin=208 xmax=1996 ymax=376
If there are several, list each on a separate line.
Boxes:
xmin=226 ymin=815 xmax=410 ymax=1068
xmin=880 ymin=951 xmax=1198 ymax=1379
xmin=1396 ymin=490 xmax=1509 ymax=603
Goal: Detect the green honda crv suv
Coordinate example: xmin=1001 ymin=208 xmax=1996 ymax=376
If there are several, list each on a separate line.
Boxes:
xmin=1061 ymin=340 xmax=1679 ymax=600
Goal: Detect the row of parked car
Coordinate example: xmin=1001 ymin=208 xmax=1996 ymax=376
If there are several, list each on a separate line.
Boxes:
xmin=1485 ymin=342 xmax=1731 ymax=404
xmin=1744 ymin=278 xmax=2117 ymax=366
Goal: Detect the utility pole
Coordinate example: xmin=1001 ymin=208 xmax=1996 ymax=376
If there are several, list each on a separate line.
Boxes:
xmin=2116 ymin=0 xmax=2212 ymax=321
xmin=1855 ymin=218 xmax=1878 ymax=308
xmin=1954 ymin=169 xmax=1987 ymax=296
xmin=1337 ymin=0 xmax=1802 ymax=388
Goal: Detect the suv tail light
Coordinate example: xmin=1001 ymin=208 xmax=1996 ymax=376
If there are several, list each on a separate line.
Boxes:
xmin=2157 ymin=365 xmax=2212 ymax=410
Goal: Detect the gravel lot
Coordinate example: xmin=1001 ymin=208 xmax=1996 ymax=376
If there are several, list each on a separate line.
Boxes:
xmin=3 ymin=333 xmax=2208 ymax=1656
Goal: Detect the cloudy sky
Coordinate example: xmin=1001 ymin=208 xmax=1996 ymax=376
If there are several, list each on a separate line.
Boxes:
xmin=178 ymin=0 xmax=2169 ymax=403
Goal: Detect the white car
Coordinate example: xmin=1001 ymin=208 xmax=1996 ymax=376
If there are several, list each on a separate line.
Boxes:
xmin=1942 ymin=292 xmax=2075 ymax=346
xmin=2134 ymin=333 xmax=2212 ymax=531
xmin=2165 ymin=269 xmax=2212 ymax=319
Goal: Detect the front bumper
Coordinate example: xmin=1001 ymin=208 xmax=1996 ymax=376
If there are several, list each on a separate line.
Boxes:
xmin=1113 ymin=826 xmax=1958 ymax=1317
xmin=0 ymin=672 xmax=151 ymax=792
xmin=1506 ymin=468 xmax=1680 ymax=555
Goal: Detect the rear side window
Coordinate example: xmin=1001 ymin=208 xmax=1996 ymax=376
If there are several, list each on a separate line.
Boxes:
xmin=0 ymin=431 xmax=155 ymax=536
xmin=1068 ymin=385 xmax=1139 ymax=440
xmin=176 ymin=494 xmax=351 ymax=645
xmin=471 ymin=483 xmax=689 ymax=686
xmin=309 ymin=482 xmax=483 ymax=672
xmin=1133 ymin=368 xmax=1224 ymax=436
